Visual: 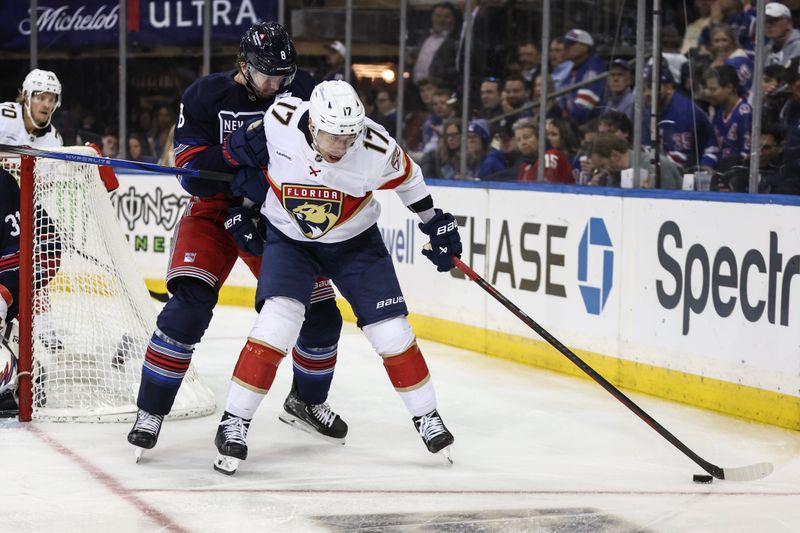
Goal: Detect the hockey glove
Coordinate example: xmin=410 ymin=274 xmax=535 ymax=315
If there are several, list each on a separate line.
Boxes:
xmin=229 ymin=166 xmax=269 ymax=204
xmin=224 ymin=206 xmax=266 ymax=257
xmin=418 ymin=209 xmax=462 ymax=272
xmin=222 ymin=117 xmax=269 ymax=168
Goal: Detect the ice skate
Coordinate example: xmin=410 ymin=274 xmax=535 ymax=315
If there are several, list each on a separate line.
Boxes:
xmin=413 ymin=409 xmax=454 ymax=464
xmin=278 ymin=381 xmax=347 ymax=444
xmin=213 ymin=411 xmax=251 ymax=475
xmin=127 ymin=409 xmax=164 ymax=463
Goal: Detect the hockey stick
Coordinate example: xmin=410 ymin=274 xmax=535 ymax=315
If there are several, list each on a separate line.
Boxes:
xmin=0 ymin=143 xmax=233 ymax=182
xmin=452 ymin=257 xmax=773 ymax=482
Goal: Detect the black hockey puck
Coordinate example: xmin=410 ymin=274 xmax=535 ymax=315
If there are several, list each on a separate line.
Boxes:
xmin=693 ymin=474 xmax=713 ymax=483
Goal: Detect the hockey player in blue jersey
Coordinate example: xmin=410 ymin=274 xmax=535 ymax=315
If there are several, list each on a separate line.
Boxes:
xmin=127 ymin=22 xmax=349 ymax=459
xmin=558 ymin=29 xmax=607 ymax=125
xmin=644 ymin=60 xmax=718 ymax=170
xmin=704 ymin=64 xmax=752 ymax=163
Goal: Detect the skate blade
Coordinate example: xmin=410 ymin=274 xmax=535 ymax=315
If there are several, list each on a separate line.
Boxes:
xmin=134 ymin=447 xmax=145 ymax=464
xmin=278 ymin=413 xmax=346 ymax=445
xmin=440 ymin=446 xmax=453 ymax=465
xmin=213 ymin=453 xmax=240 ymax=475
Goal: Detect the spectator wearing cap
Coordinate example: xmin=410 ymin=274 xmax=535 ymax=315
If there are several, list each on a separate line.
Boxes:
xmin=708 ymin=23 xmax=754 ymax=99
xmin=558 ymin=28 xmax=607 ymax=125
xmin=469 ymin=119 xmax=508 ymax=179
xmin=703 ymin=64 xmax=752 ymax=163
xmin=601 ymin=59 xmax=634 ymax=123
xmin=317 ymin=40 xmax=356 ymax=83
xmin=766 ymin=2 xmax=800 ymax=66
xmin=411 ymin=2 xmax=459 ymax=87
xmin=645 ymin=58 xmax=717 ymax=171
xmin=698 ymin=0 xmax=756 ymax=54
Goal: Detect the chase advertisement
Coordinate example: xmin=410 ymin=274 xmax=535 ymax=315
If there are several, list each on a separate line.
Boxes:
xmin=111 ymin=175 xmax=800 ymax=397
xmin=0 ymin=0 xmax=276 ymax=49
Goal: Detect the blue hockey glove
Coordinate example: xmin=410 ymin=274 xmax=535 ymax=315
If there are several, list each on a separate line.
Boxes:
xmin=229 ymin=166 xmax=269 ymax=204
xmin=224 ymin=206 xmax=265 ymax=257
xmin=222 ymin=117 xmax=269 ymax=168
xmin=418 ymin=209 xmax=462 ymax=272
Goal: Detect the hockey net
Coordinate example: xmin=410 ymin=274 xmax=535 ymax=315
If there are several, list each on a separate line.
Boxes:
xmin=6 ymin=146 xmax=215 ymax=422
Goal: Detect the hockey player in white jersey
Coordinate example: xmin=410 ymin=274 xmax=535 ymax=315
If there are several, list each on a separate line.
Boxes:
xmin=0 ymin=69 xmax=63 ymax=149
xmin=212 ymin=80 xmax=462 ymax=474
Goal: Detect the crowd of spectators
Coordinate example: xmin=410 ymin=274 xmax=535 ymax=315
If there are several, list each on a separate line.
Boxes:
xmin=34 ymin=0 xmax=800 ymax=195
xmin=371 ymin=0 xmax=800 ymax=194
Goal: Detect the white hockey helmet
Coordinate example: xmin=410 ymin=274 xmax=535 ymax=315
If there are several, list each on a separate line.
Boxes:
xmin=308 ymin=81 xmax=365 ymax=160
xmin=21 ymin=69 xmax=62 ymax=128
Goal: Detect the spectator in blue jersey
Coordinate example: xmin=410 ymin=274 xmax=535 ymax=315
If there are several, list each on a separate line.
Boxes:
xmin=698 ymin=0 xmax=755 ymax=54
xmin=645 ymin=59 xmax=718 ymax=171
xmin=703 ymin=64 xmax=753 ymax=163
xmin=470 ymin=119 xmax=507 ymax=179
xmin=766 ymin=2 xmax=800 ymax=66
xmin=558 ymin=29 xmax=607 ymax=125
xmin=601 ymin=59 xmax=634 ymax=123
xmin=708 ymin=24 xmax=753 ymax=98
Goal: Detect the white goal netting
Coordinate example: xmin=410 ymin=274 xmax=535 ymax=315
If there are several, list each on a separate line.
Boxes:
xmin=7 ymin=147 xmax=215 ymax=422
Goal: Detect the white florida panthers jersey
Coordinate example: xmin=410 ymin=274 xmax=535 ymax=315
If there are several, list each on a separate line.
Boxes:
xmin=260 ymin=96 xmax=429 ymax=243
xmin=0 ymin=101 xmax=62 ymax=148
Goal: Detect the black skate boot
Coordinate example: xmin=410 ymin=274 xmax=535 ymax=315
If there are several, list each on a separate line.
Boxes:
xmin=278 ymin=381 xmax=348 ymax=444
xmin=213 ymin=411 xmax=251 ymax=475
xmin=412 ymin=409 xmax=454 ymax=464
xmin=127 ymin=409 xmax=164 ymax=463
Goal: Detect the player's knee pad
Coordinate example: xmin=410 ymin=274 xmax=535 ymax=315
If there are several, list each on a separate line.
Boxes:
xmin=249 ymin=296 xmax=306 ymax=353
xmin=156 ymin=279 xmax=218 ymax=345
xmin=299 ymin=298 xmax=342 ymax=347
xmin=362 ymin=315 xmax=415 ymax=356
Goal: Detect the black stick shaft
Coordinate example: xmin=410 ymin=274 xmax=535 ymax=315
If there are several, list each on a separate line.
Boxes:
xmin=452 ymin=257 xmax=723 ymax=479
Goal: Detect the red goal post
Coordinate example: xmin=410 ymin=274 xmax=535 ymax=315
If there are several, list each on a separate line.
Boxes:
xmin=4 ymin=146 xmax=215 ymax=422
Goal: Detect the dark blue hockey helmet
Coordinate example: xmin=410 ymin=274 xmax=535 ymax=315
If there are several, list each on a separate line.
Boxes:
xmin=239 ymin=22 xmax=297 ymax=94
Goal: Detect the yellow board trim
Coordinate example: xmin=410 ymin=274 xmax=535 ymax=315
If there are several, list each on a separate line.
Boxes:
xmin=145 ymin=278 xmax=800 ymax=430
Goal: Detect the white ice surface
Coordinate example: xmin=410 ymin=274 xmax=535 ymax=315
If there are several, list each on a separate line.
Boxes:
xmin=3 ymin=305 xmax=800 ymax=533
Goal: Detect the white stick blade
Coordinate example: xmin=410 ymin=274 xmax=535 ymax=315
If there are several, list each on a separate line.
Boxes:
xmin=722 ymin=462 xmax=774 ymax=482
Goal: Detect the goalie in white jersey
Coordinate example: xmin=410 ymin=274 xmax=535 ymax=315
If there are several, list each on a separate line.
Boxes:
xmin=0 ymin=69 xmax=63 ymax=149
xmin=213 ymin=80 xmax=463 ymax=474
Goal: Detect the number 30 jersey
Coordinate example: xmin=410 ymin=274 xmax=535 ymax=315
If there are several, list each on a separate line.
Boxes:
xmin=261 ymin=96 xmax=430 ymax=243
xmin=0 ymin=102 xmax=62 ymax=148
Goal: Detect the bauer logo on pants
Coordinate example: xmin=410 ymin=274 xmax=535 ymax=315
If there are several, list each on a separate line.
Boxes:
xmin=282 ymin=184 xmax=343 ymax=239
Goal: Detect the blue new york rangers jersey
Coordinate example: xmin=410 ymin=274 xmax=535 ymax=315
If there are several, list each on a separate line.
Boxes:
xmin=558 ymin=55 xmax=607 ymax=124
xmin=0 ymin=170 xmax=20 ymax=320
xmin=712 ymin=99 xmax=752 ymax=162
xmin=174 ymin=69 xmax=315 ymax=195
xmin=659 ymin=91 xmax=717 ymax=169
xmin=724 ymin=54 xmax=754 ymax=97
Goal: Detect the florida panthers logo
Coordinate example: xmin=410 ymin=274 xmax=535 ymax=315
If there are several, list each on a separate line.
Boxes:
xmin=282 ymin=184 xmax=343 ymax=238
